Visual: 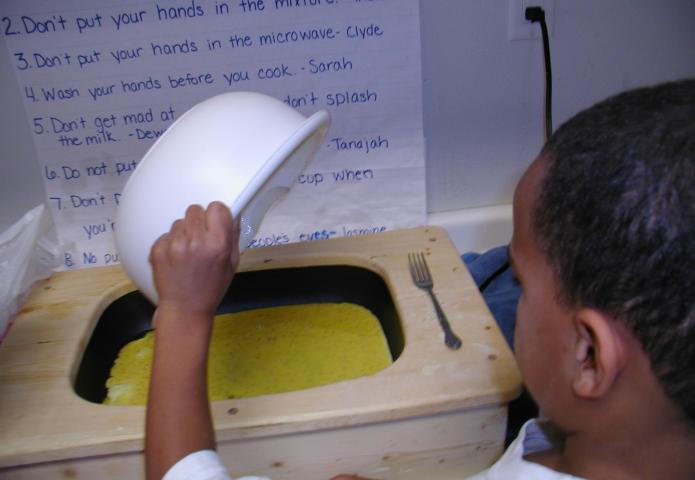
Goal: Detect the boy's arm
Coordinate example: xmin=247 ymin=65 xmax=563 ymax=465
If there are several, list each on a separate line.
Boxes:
xmin=145 ymin=202 xmax=240 ymax=480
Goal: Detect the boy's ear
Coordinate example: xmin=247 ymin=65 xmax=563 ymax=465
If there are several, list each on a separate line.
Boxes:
xmin=572 ymin=308 xmax=626 ymax=399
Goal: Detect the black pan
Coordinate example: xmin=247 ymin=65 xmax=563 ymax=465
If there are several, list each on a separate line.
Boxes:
xmin=73 ymin=265 xmax=404 ymax=404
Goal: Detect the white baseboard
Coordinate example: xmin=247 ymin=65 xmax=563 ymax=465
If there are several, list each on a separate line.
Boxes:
xmin=427 ymin=205 xmax=512 ymax=254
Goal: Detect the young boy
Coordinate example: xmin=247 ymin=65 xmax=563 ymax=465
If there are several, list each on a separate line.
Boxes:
xmin=464 ymin=78 xmax=695 ymax=479
xmin=146 ymin=79 xmax=695 ymax=479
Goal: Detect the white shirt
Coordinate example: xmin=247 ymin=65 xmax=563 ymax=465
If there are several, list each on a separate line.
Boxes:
xmin=163 ymin=449 xmax=270 ymax=480
xmin=467 ymin=419 xmax=585 ymax=480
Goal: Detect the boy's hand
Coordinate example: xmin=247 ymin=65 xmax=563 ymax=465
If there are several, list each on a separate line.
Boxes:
xmin=149 ymin=202 xmax=240 ymax=322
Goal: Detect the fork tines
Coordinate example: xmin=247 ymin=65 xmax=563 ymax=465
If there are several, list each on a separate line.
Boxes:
xmin=408 ymin=251 xmax=432 ymax=286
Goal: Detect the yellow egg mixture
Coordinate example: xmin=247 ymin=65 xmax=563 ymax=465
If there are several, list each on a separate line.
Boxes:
xmin=105 ymin=303 xmax=392 ymax=405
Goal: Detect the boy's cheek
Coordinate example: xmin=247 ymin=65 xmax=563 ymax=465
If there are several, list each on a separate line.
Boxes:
xmin=512 ymin=296 xmax=530 ymax=352
xmin=511 ymin=300 xmax=541 ymax=382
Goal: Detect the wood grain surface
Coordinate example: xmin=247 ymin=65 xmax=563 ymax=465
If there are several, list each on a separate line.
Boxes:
xmin=0 ymin=226 xmax=521 ymax=476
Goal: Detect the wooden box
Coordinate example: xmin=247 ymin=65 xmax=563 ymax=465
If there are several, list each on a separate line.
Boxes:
xmin=0 ymin=227 xmax=521 ymax=479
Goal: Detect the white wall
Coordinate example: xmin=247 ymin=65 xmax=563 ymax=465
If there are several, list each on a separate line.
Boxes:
xmin=421 ymin=0 xmax=695 ymax=212
xmin=2 ymin=0 xmax=695 ymax=230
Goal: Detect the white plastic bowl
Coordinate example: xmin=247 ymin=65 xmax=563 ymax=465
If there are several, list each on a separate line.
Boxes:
xmin=115 ymin=91 xmax=330 ymax=304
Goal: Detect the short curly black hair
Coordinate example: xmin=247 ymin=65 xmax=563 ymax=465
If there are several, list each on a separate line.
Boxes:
xmin=535 ymin=79 xmax=695 ymax=426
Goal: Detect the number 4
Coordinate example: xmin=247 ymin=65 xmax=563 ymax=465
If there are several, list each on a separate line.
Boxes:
xmin=25 ymin=86 xmax=37 ymax=102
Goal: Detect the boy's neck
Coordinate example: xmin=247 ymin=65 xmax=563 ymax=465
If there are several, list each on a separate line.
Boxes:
xmin=527 ymin=416 xmax=695 ymax=480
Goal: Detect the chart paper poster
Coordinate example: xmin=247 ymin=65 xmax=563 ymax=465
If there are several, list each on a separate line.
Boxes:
xmin=1 ymin=0 xmax=425 ymax=269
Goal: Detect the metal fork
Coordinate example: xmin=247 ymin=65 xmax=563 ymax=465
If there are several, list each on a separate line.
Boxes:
xmin=408 ymin=252 xmax=462 ymax=350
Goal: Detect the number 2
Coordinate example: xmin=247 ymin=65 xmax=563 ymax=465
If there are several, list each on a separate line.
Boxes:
xmin=2 ymin=17 xmax=20 ymax=36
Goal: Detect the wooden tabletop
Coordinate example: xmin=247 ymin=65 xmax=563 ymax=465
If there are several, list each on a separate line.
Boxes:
xmin=0 ymin=226 xmax=521 ymax=468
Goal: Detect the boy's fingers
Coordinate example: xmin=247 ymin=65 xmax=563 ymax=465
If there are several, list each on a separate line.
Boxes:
xmin=185 ymin=204 xmax=206 ymax=233
xmin=170 ymin=218 xmax=185 ymax=235
xmin=230 ymin=215 xmax=241 ymax=266
xmin=205 ymin=201 xmax=233 ymax=236
xmin=149 ymin=232 xmax=169 ymax=264
xmin=232 ymin=214 xmax=241 ymax=242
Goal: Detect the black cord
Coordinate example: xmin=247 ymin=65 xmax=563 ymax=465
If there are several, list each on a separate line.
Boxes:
xmin=525 ymin=6 xmax=553 ymax=141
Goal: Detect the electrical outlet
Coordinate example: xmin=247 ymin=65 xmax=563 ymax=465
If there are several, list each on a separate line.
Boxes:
xmin=508 ymin=0 xmax=555 ymax=41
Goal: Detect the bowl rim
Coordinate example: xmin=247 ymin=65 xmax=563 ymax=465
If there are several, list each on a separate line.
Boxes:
xmin=230 ymin=109 xmax=330 ymax=217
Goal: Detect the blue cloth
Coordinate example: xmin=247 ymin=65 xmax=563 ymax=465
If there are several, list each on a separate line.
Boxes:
xmin=462 ymin=245 xmax=520 ymax=348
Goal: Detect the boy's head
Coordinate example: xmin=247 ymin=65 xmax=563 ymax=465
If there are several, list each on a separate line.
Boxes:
xmin=510 ymin=79 xmax=695 ymax=431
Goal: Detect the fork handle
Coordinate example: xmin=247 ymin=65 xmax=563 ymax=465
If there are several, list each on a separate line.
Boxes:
xmin=426 ymin=288 xmax=462 ymax=350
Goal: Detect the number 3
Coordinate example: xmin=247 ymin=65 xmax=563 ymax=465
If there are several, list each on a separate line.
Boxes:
xmin=14 ymin=52 xmax=29 ymax=70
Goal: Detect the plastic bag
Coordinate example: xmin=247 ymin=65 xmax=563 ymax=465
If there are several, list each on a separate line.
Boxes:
xmin=0 ymin=204 xmax=66 ymax=341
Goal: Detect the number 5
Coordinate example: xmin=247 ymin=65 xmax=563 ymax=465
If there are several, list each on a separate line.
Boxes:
xmin=33 ymin=117 xmax=44 ymax=134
